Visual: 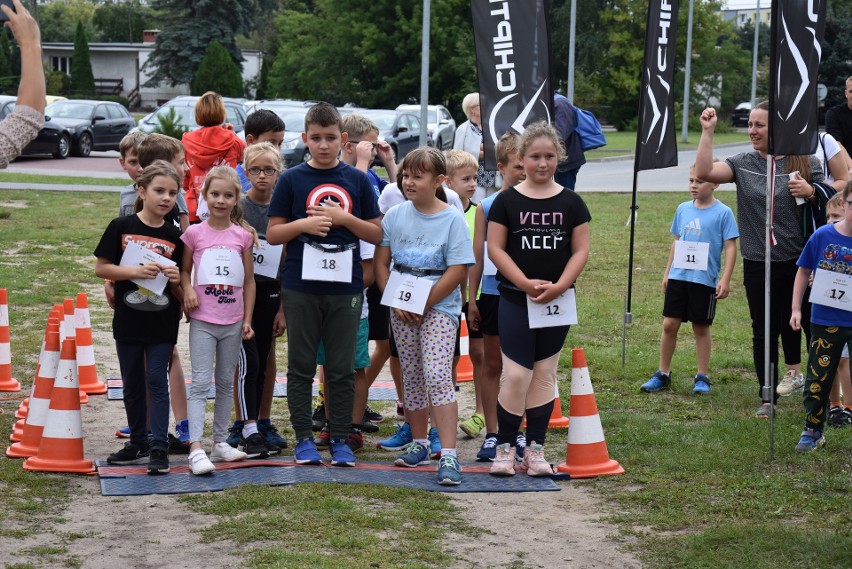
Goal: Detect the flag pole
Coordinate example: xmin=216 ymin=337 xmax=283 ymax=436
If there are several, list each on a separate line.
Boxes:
xmin=763 ymin=153 xmax=775 ymax=462
xmin=623 ymin=168 xmax=639 ymax=368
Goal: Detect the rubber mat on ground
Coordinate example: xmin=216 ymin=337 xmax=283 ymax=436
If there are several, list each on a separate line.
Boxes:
xmin=96 ymin=458 xmax=562 ymax=495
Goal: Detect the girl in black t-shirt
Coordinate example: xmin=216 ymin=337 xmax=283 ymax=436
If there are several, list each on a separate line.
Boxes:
xmin=486 ymin=122 xmax=591 ymax=477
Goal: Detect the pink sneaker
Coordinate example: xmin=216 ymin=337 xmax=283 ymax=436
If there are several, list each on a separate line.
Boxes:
xmin=489 ymin=443 xmax=516 ymax=476
xmin=519 ymin=442 xmax=553 ymax=477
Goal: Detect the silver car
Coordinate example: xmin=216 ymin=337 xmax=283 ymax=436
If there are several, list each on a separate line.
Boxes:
xmin=396 ymin=104 xmax=456 ymax=150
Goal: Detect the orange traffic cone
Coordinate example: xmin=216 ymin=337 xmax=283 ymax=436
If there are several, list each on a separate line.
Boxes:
xmin=23 ymin=337 xmax=95 ymax=473
xmin=59 ymin=299 xmax=88 ymax=405
xmin=13 ymin=311 xmax=60 ymax=425
xmin=0 ymin=288 xmax=21 ymax=392
xmin=7 ymin=324 xmax=60 ymax=458
xmin=456 ymin=314 xmax=474 ymax=383
xmin=75 ymin=293 xmax=106 ymax=395
xmin=556 ymin=348 xmax=623 ymax=478
xmin=547 ymin=382 xmax=570 ymax=429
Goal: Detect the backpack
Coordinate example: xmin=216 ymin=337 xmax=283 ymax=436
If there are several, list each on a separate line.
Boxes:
xmin=572 ymin=105 xmax=607 ymax=151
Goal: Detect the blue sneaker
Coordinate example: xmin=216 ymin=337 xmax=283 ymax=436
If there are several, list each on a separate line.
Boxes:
xmin=115 ymin=426 xmax=131 ymax=438
xmin=258 ymin=420 xmax=288 ymax=450
xmin=294 ymin=438 xmax=322 ymax=465
xmin=394 ymin=441 xmax=430 ymax=467
xmin=641 ymin=370 xmax=671 ymax=393
xmin=330 ymin=438 xmax=356 ymax=467
xmin=428 ymin=427 xmax=441 ymax=459
xmin=378 ymin=422 xmax=412 ymax=451
xmin=437 ymin=455 xmax=462 ymax=485
xmin=226 ymin=420 xmax=244 ymax=448
xmin=175 ymin=419 xmax=190 ymax=444
xmin=795 ymin=428 xmax=825 ymax=452
xmin=692 ymin=374 xmax=711 ymax=394
xmin=476 ymin=434 xmax=498 ymax=462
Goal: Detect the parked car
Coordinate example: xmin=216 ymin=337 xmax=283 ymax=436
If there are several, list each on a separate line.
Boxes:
xmin=395 ymin=104 xmax=456 ymax=149
xmin=359 ymin=109 xmax=431 ymax=161
xmin=0 ymin=96 xmax=72 ymax=159
xmin=731 ymin=101 xmax=752 ymax=127
xmin=43 ymin=99 xmax=136 ymax=157
xmin=136 ymin=96 xmax=248 ymax=135
xmin=247 ymin=100 xmax=315 ymax=166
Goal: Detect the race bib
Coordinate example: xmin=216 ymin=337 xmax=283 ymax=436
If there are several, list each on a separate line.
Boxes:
xmin=810 ymin=268 xmax=852 ymax=312
xmin=198 ymin=246 xmax=244 ymax=287
xmin=380 ymin=270 xmax=433 ymax=315
xmin=527 ymin=289 xmax=578 ymax=329
xmin=301 ymin=245 xmax=353 ymax=283
xmin=483 ymin=240 xmax=498 ymax=276
xmin=672 ymin=240 xmax=709 ymax=271
xmin=253 ymin=239 xmax=284 ymax=279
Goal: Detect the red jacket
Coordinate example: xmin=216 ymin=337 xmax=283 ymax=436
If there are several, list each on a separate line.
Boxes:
xmin=182 ymin=126 xmax=246 ymax=222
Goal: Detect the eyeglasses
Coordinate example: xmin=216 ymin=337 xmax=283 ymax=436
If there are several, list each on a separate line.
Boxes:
xmin=846 ymin=200 xmax=852 ymax=206
xmin=348 ymin=140 xmax=378 ymax=151
xmin=246 ymin=167 xmax=278 ymax=176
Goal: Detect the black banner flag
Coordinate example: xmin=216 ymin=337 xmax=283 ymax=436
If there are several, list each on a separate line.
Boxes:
xmin=768 ymin=0 xmax=827 ymax=156
xmin=635 ymin=0 xmax=679 ymax=172
xmin=471 ymin=0 xmax=552 ymax=170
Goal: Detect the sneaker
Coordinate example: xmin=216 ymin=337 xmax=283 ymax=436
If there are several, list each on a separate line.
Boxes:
xmin=189 ymin=448 xmax=215 ymax=475
xmin=515 ymin=432 xmax=527 ymax=461
xmin=107 ymin=442 xmax=149 ymax=465
xmin=364 ymin=404 xmax=384 ymax=423
xmin=147 ymin=447 xmax=170 ymax=475
xmin=518 ymin=442 xmax=553 ymax=477
xmin=427 ymin=427 xmax=442 ymax=459
xmin=378 ymin=422 xmax=412 ymax=451
xmin=294 ymin=438 xmax=322 ymax=465
xmin=258 ymin=420 xmax=288 ymax=450
xmin=316 ymin=423 xmax=330 ymax=450
xmin=226 ymin=420 xmax=244 ymax=448
xmin=242 ymin=432 xmax=270 ymax=459
xmin=394 ymin=441 xmax=430 ymax=467
xmin=311 ymin=403 xmax=326 ymax=431
xmin=210 ymin=441 xmax=247 ymax=462
xmin=828 ymin=406 xmax=852 ymax=428
xmin=777 ymin=370 xmax=805 ymax=397
xmin=396 ymin=401 xmax=405 ymax=419
xmin=795 ymin=428 xmax=826 ymax=451
xmin=437 ymin=455 xmax=462 ymax=486
xmin=459 ymin=413 xmax=485 ymax=438
xmin=330 ymin=438 xmax=356 ymax=467
xmin=640 ymin=370 xmax=671 ymax=393
xmin=359 ymin=420 xmax=380 ymax=433
xmin=167 ymin=433 xmax=190 ymax=454
xmin=692 ymin=374 xmax=711 ymax=395
xmin=175 ymin=419 xmax=190 ymax=444
xmin=489 ymin=443 xmax=516 ymax=476
xmin=115 ymin=425 xmax=131 ymax=438
xmin=476 ymin=434 xmax=499 ymax=462
xmin=347 ymin=430 xmax=364 ymax=453
xmin=754 ymin=402 xmax=776 ymax=419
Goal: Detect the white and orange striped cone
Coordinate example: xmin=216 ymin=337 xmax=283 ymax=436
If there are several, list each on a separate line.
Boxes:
xmin=7 ymin=324 xmax=60 ymax=458
xmin=556 ymin=348 xmax=624 ymax=478
xmin=23 ymin=337 xmax=95 ymax=473
xmin=60 ymin=299 xmax=88 ymax=405
xmin=456 ymin=314 xmax=474 ymax=382
xmin=75 ymin=293 xmax=106 ymax=395
xmin=0 ymin=288 xmax=21 ymax=392
xmin=16 ymin=311 xmax=61 ymax=422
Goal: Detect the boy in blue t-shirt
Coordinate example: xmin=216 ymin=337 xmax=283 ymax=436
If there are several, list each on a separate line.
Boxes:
xmin=641 ymin=166 xmax=738 ymax=395
xmin=267 ymin=102 xmax=382 ymax=467
xmin=791 ymin=181 xmax=852 ymax=451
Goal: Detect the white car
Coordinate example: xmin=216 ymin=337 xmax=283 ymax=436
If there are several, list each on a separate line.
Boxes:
xmin=396 ymin=104 xmax=456 ymax=150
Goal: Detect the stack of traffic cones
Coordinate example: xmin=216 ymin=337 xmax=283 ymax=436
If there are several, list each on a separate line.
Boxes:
xmin=0 ymin=288 xmax=20 ymax=392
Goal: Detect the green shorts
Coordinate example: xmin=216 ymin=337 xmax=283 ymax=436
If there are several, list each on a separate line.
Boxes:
xmin=317 ymin=317 xmax=370 ymax=370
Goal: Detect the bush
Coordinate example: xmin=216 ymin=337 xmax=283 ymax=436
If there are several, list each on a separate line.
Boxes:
xmin=190 ymin=41 xmax=243 ymax=98
xmin=97 ymin=95 xmax=130 ymax=108
xmin=153 ymin=107 xmax=188 ymax=140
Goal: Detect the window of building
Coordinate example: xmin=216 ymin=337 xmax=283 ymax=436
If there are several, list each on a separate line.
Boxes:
xmin=51 ymin=56 xmax=71 ymax=74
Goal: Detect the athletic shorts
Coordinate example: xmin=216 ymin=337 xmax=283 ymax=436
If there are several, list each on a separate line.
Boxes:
xmin=476 ymin=293 xmax=500 ymax=337
xmin=366 ymin=283 xmax=390 ymax=341
xmin=317 ymin=318 xmax=370 ymax=370
xmin=462 ymin=301 xmax=483 ymax=340
xmin=662 ymin=279 xmax=717 ymax=325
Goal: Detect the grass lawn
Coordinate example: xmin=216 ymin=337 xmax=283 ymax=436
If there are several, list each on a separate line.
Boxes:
xmin=0 ymin=172 xmax=128 ymax=187
xmin=0 ymin=188 xmax=849 ymax=568
xmin=589 ymin=131 xmax=748 ymax=159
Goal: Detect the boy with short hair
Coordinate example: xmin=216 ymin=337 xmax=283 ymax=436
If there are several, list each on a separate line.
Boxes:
xmin=267 ymin=102 xmax=382 ymax=467
xmin=237 ymin=109 xmax=286 ymax=192
xmin=641 ymin=166 xmax=738 ymax=395
xmin=118 ymin=131 xmax=147 ymax=217
xmin=340 ymin=113 xmax=397 ymax=198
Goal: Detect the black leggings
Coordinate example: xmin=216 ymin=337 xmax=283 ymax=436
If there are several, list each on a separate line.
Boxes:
xmin=236 ymin=280 xmax=280 ymax=421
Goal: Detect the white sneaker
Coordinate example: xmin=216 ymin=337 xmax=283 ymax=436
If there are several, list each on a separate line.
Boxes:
xmin=210 ymin=442 xmax=247 ymax=462
xmin=777 ymin=370 xmax=804 ymax=397
xmin=189 ymin=449 xmax=215 ymax=475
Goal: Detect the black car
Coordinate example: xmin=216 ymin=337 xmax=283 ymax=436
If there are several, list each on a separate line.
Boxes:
xmin=0 ymin=96 xmax=71 ymax=159
xmin=44 ymin=100 xmax=136 ymax=157
xmin=359 ymin=109 xmax=432 ymax=160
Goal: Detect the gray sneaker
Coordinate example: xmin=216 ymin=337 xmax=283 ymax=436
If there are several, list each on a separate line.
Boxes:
xmin=777 ymin=370 xmax=804 ymax=396
xmin=754 ymin=402 xmax=776 ymax=419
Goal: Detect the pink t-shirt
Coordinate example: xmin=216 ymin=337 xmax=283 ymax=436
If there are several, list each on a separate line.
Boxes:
xmin=181 ymin=221 xmax=254 ymax=325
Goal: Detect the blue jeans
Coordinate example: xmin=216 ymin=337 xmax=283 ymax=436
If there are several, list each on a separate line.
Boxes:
xmin=115 ymin=341 xmax=173 ymax=449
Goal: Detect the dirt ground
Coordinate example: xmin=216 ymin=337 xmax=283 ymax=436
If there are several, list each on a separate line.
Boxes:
xmin=1 ymin=295 xmax=642 ymax=569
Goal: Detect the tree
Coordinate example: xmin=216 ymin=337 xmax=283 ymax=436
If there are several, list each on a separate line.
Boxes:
xmin=93 ymin=1 xmax=155 ymax=43
xmin=254 ymin=55 xmax=271 ymax=100
xmin=143 ymin=0 xmax=254 ymax=87
xmin=191 ymin=41 xmax=244 ymax=97
xmin=38 ymin=0 xmax=97 ymax=43
xmin=70 ymin=22 xmax=96 ymax=97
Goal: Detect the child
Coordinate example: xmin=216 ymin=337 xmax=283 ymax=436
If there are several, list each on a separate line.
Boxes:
xmin=375 ymin=147 xmax=474 ymax=486
xmin=487 ymin=122 xmax=590 ymax=477
xmin=95 ymin=161 xmax=184 ymax=475
xmin=341 ymin=112 xmax=398 ymax=199
xmin=229 ymin=143 xmax=287 ymax=458
xmin=790 ymin=180 xmax=852 ymax=450
xmin=118 ymin=131 xmax=147 ymax=217
xmin=267 ymin=102 xmax=381 ymax=467
xmin=640 ymin=165 xmax=738 ymax=394
xmin=180 ymin=166 xmax=257 ymax=475
xmin=467 ymin=132 xmax=526 ymax=461
xmin=236 ymin=109 xmax=286 ymax=192
xmin=137 ymin=133 xmax=190 ymax=231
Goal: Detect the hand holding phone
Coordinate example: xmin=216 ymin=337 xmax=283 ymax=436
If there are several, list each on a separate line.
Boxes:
xmin=0 ymin=0 xmax=15 ymax=23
